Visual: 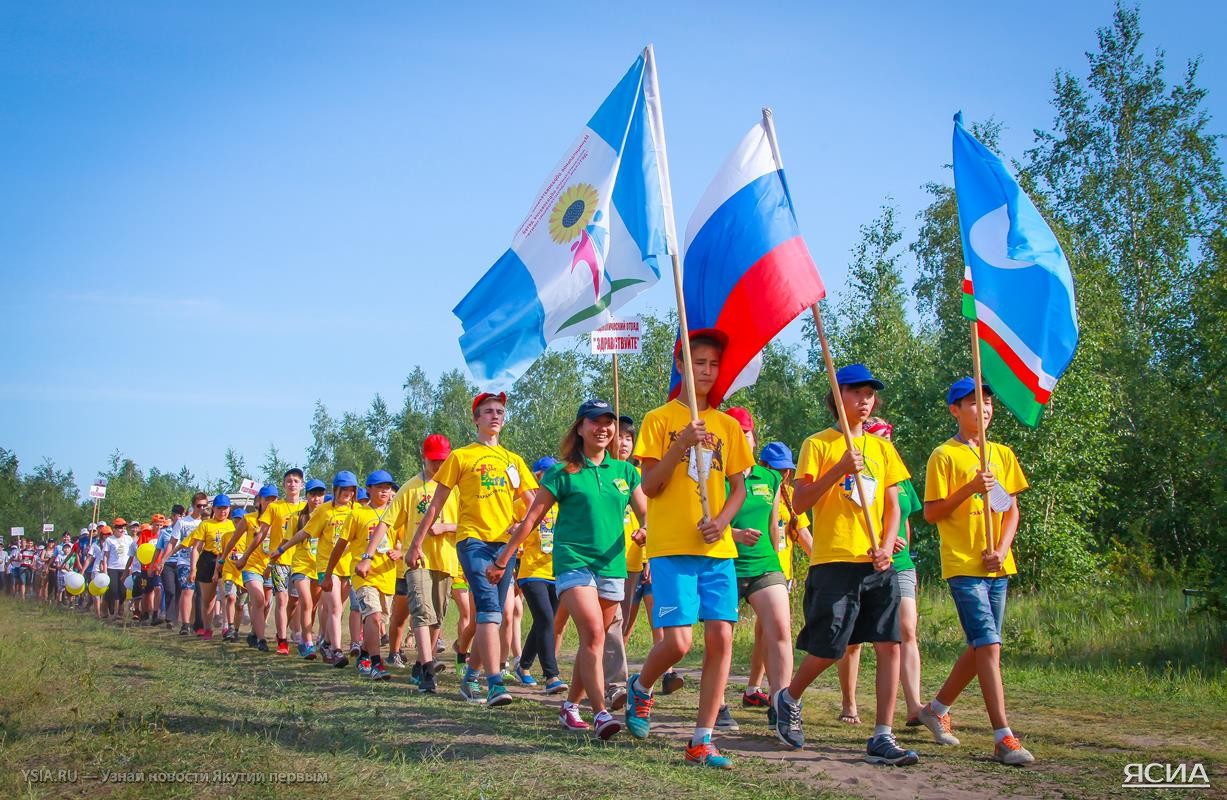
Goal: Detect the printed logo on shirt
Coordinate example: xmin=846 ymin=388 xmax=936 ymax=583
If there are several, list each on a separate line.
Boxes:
xmin=477 ymin=463 xmax=509 ymax=497
xmin=666 ymin=430 xmax=725 ymax=474
xmin=613 ymin=478 xmax=630 ymax=495
xmin=752 ymin=482 xmax=773 ymax=498
xmin=416 ymin=494 xmax=431 ymax=515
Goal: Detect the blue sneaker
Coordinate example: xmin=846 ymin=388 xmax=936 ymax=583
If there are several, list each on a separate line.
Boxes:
xmin=865 ymin=732 xmax=919 ymax=766
xmin=486 ymin=681 xmax=513 ymax=708
xmin=543 ymin=677 xmax=568 ymax=694
xmin=684 ymin=735 xmax=733 ymax=769
xmin=514 ymin=666 xmax=538 ymax=686
xmin=625 ymin=674 xmax=654 ymax=739
xmin=773 ymin=690 xmax=804 ymax=750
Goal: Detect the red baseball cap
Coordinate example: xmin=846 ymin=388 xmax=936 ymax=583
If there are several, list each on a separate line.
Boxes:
xmin=471 ymin=391 xmax=507 ymax=415
xmin=112 ymin=517 xmax=127 ymax=527
xmin=422 ymin=433 xmax=452 ymax=461
xmin=726 ymin=406 xmax=754 ymax=432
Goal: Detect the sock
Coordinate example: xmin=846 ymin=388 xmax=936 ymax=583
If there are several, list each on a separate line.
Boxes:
xmin=779 ymin=688 xmax=797 ymax=705
xmin=631 ymin=675 xmax=652 ymax=696
xmin=371 ymin=655 xmax=382 ymax=666
xmin=359 ymin=649 xmax=369 ymax=660
xmin=486 ymin=673 xmax=503 ymax=688
xmin=563 ymin=700 xmax=579 ymax=710
xmin=456 ymin=651 xmax=466 ymax=665
xmin=278 ymin=638 xmax=287 ymax=646
xmin=746 ymin=685 xmax=761 ymax=695
xmin=994 ymin=727 xmax=1014 ymax=744
xmin=874 ymin=724 xmax=892 ymax=737
xmin=929 ymin=698 xmax=951 ymax=716
xmin=691 ymin=727 xmax=713 ymax=746
xmin=423 ymin=660 xmax=435 ymax=674
xmin=464 ymin=666 xmax=478 ymax=683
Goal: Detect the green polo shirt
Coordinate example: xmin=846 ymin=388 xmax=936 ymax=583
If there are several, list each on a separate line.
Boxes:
xmin=539 ymin=456 xmax=640 ymax=578
xmin=729 ymin=465 xmax=783 ymax=578
xmin=891 ymin=478 xmax=921 ymax=572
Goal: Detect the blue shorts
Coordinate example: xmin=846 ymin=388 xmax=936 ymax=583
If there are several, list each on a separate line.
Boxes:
xmin=175 ymin=562 xmax=196 ymax=591
xmin=647 ymin=555 xmax=738 ymax=628
xmin=556 ymin=567 xmax=625 ymax=601
xmin=241 ymin=570 xmax=264 ymax=586
xmin=948 ymin=576 xmax=1008 ymax=648
xmin=456 ymin=538 xmax=517 ymax=625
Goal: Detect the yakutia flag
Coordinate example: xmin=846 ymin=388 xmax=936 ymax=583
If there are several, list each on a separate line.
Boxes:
xmin=953 ymin=113 xmax=1079 ymax=426
xmin=669 ymin=116 xmax=826 ymax=406
xmin=454 ymin=48 xmax=675 ymax=386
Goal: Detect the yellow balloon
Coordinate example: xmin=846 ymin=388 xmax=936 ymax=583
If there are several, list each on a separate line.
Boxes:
xmin=67 ymin=581 xmax=85 ymax=596
xmin=136 ymin=542 xmax=157 ymax=565
xmin=88 ymin=582 xmax=106 ymax=597
xmin=125 ymin=588 xmax=133 ymax=600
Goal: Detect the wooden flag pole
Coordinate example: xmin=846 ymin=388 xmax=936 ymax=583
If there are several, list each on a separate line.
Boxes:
xmin=612 ymin=353 xmax=621 ymax=440
xmin=810 ymin=304 xmax=880 ymax=555
xmin=969 ymin=321 xmax=997 ymax=553
xmin=669 ymin=251 xmax=712 ymax=522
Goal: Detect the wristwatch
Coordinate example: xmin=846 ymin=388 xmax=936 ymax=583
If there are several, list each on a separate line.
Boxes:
xmin=360 ymin=554 xmax=373 ymax=561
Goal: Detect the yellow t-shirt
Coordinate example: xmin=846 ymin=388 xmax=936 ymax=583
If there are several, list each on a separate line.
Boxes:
xmin=796 ymin=427 xmax=910 ymax=565
xmin=222 ymin=524 xmax=247 ymax=582
xmin=925 ymin=437 xmax=1029 ymax=579
xmin=307 ymin=501 xmax=358 ymax=578
xmin=289 ymin=505 xmax=319 ymax=577
xmin=516 ymin=501 xmax=556 ymax=582
xmin=239 ymin=515 xmax=270 ymax=576
xmin=433 ymin=443 xmax=538 ymax=544
xmin=777 ymin=485 xmax=810 ymax=581
xmin=388 ymin=473 xmax=460 ymax=577
xmin=632 ymin=400 xmax=755 ymax=559
xmin=345 ymin=503 xmax=398 ymax=597
xmin=625 ymin=511 xmax=646 ymax=572
xmin=261 ymin=499 xmax=306 ymax=566
xmin=191 ymin=518 xmax=235 ymax=556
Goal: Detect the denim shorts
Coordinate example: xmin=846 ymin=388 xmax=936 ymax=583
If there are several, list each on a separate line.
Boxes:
xmin=456 ymin=538 xmax=517 ymax=625
xmin=629 ymin=569 xmax=652 ymax=601
xmin=175 ymin=562 xmax=196 ymax=591
xmin=896 ymin=567 xmax=918 ymax=600
xmin=647 ymin=555 xmax=738 ymax=628
xmin=556 ymin=567 xmax=625 ymax=601
xmin=948 ymin=576 xmax=1008 ymax=648
xmin=241 ymin=570 xmax=264 ymax=586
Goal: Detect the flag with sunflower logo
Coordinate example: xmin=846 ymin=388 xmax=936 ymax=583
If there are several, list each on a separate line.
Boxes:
xmin=454 ymin=47 xmax=675 ymax=385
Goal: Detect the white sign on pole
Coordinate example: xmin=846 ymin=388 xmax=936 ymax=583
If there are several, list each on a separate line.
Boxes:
xmin=589 ymin=317 xmax=644 ymax=355
xmin=10 ymin=527 xmax=24 ymax=537
xmin=238 ymin=478 xmax=260 ymax=497
xmin=89 ymin=482 xmax=107 ymax=500
xmin=42 ymin=523 xmax=55 ymax=533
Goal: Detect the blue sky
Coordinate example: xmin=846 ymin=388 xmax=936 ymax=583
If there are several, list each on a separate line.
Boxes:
xmin=2 ymin=1 xmax=1223 ymax=494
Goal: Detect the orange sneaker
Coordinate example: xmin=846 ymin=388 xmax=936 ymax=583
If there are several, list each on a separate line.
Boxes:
xmin=684 ymin=737 xmax=733 ymax=769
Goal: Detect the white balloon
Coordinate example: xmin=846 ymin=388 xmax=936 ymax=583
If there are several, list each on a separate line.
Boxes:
xmin=65 ymin=571 xmax=86 ymax=592
xmin=91 ymin=572 xmax=111 ymax=590
xmin=123 ymin=575 xmax=134 ymax=591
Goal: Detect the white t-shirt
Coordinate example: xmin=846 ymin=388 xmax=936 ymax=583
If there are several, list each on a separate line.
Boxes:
xmin=88 ymin=543 xmax=104 ymax=572
xmin=105 ymin=533 xmax=133 ymax=570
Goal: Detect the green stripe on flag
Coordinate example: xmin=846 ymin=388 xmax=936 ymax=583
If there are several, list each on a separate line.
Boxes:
xmin=977 ymin=338 xmax=1044 ymax=427
xmin=962 ymin=290 xmax=977 ymax=321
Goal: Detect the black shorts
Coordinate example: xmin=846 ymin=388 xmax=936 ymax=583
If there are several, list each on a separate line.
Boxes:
xmin=195 ymin=552 xmax=218 ymax=585
xmin=394 ymin=576 xmax=408 ymax=597
xmin=795 ymin=562 xmax=900 ymax=659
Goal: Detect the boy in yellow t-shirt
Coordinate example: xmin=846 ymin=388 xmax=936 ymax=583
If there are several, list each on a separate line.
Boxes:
xmin=916 ymin=379 xmax=1034 ymax=766
xmin=774 ymin=364 xmax=918 ymax=768
xmin=406 ymin=392 xmax=537 ymax=707
xmin=376 ymin=434 xmax=459 ymax=690
xmin=626 ymin=333 xmax=753 ymax=769
xmin=252 ymin=468 xmax=306 ymax=655
xmin=225 ymin=485 xmax=278 ymax=651
xmin=346 ymin=471 xmax=399 ymax=681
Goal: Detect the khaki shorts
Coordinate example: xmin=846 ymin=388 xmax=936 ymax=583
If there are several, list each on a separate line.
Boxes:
xmin=406 ymin=568 xmax=452 ymax=628
xmin=353 ymin=584 xmax=390 ymax=621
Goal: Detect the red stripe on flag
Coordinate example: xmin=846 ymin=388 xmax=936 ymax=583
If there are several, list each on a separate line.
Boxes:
xmin=976 ymin=320 xmax=1052 ymax=404
xmin=962 ymin=278 xmax=974 ymax=295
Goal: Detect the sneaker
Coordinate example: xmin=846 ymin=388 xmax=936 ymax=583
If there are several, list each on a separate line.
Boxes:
xmin=543 ymin=677 xmax=568 ymax=695
xmin=594 ymin=709 xmax=621 ymax=740
xmin=389 ymin=651 xmax=408 ymax=669
xmin=625 ymin=674 xmax=654 ymax=739
xmin=408 ymin=663 xmax=423 ymax=687
xmin=301 ymin=643 xmax=317 ymax=660
xmin=194 ymin=628 xmax=206 ymax=637
xmin=560 ymin=702 xmax=589 ymax=731
xmin=715 ymin=704 xmax=740 ymax=731
xmin=684 ymin=736 xmax=733 ymax=770
xmin=179 ymin=624 xmax=190 ymax=636
xmin=380 ymin=632 xmax=389 ymax=646
xmin=742 ymin=689 xmax=770 ymax=708
xmin=276 ymin=640 xmax=290 ymax=656
xmin=917 ymin=704 xmax=960 ymax=746
xmin=500 ymin=666 xmax=517 ymax=683
xmin=430 ymin=661 xmax=447 ymax=676
xmin=332 ymin=649 xmax=349 ymax=669
xmin=358 ymin=658 xmax=373 ymax=678
xmin=320 ymin=647 xmax=337 ymax=666
xmin=246 ymin=633 xmax=258 ymax=648
xmin=436 ymin=638 xmax=447 ymax=654
xmin=460 ymin=679 xmax=484 ymax=703
xmin=993 ymin=736 xmax=1035 ymax=766
xmin=369 ymin=661 xmax=391 ymax=681
xmin=865 ymin=732 xmax=919 ymax=766
xmin=417 ymin=670 xmax=437 ymax=694
xmin=349 ymin=642 xmax=361 ymax=656
xmin=201 ymin=629 xmax=214 ymax=640
xmin=514 ymin=666 xmax=538 ymax=686
xmin=256 ymin=639 xmax=269 ymax=652
xmin=486 ymin=682 xmax=513 ymax=708
xmin=605 ymin=685 xmax=628 ymax=712
xmin=661 ymin=670 xmax=685 ymax=695
xmin=773 ymin=691 xmax=804 ymax=750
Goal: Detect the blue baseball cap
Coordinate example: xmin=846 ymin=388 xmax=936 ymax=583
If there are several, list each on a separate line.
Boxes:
xmin=365 ymin=469 xmax=396 ymax=487
xmin=324 ymin=493 xmax=333 ymax=503
xmin=947 ymin=377 xmax=993 ymax=405
xmin=356 ymin=488 xmax=369 ymax=501
xmin=231 ymin=507 xmax=246 ymax=518
xmin=532 ymin=456 xmax=557 ymax=474
xmin=213 ymin=494 xmax=231 ymax=508
xmin=332 ymin=471 xmax=358 ymax=488
xmin=835 ymin=363 xmax=884 ymax=390
xmin=257 ymin=484 xmax=279 ymax=498
xmin=304 ymin=478 xmax=327 ymax=493
xmin=576 ymin=399 xmax=615 ymax=421
xmin=759 ymin=442 xmax=796 ymax=470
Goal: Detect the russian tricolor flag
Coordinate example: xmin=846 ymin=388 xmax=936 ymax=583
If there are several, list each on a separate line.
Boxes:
xmin=670 ymin=118 xmax=826 ymax=406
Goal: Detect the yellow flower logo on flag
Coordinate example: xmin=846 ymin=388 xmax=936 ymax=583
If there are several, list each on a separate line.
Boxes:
xmin=549 ymin=183 xmax=598 ymax=244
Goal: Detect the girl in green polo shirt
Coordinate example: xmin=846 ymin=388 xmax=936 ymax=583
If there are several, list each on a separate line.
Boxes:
xmin=490 ymin=399 xmax=648 ymax=740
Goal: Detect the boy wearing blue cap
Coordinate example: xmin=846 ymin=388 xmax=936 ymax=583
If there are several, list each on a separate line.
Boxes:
xmin=347 ymin=470 xmax=399 ymax=680
xmin=917 ymin=379 xmax=1033 ymax=765
xmin=773 ymin=364 xmax=918 ymax=767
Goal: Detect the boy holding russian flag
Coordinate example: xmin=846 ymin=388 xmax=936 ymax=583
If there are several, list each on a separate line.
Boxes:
xmin=626 ymin=332 xmax=753 ymax=769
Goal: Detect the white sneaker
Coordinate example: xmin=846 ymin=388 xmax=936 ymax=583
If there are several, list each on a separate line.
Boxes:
xmin=918 ymin=704 xmax=960 ymax=746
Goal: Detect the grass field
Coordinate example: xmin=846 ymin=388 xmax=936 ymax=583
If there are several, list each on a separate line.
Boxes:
xmin=0 ymin=581 xmax=1223 ymax=799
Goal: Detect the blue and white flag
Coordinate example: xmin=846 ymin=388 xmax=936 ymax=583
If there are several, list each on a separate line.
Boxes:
xmin=454 ymin=47 xmax=675 ymax=385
